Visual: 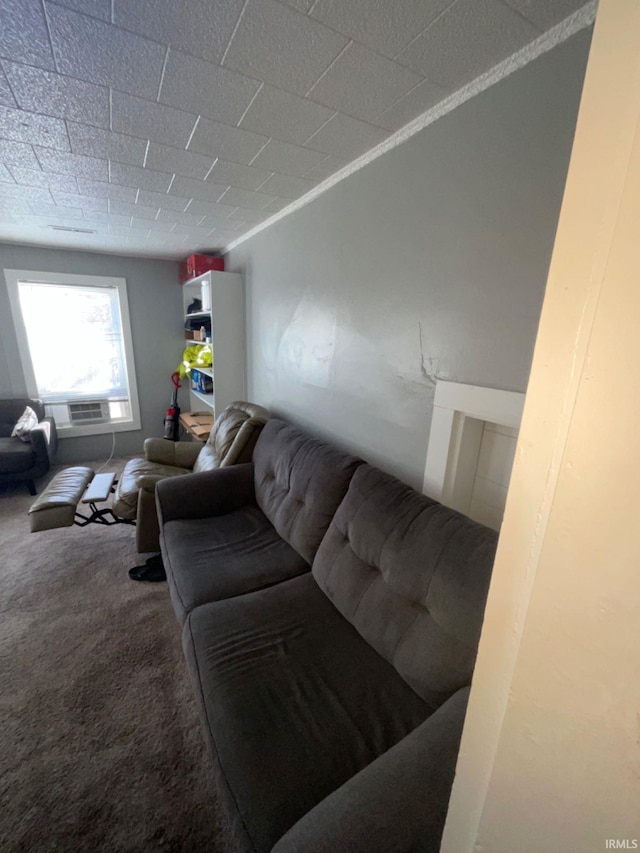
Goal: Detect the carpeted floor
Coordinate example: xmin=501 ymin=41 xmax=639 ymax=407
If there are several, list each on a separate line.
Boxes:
xmin=0 ymin=460 xmax=233 ymax=853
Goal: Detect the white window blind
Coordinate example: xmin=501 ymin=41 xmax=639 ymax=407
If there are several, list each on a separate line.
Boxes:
xmin=4 ymin=268 xmax=141 ymax=435
xmin=17 ymin=280 xmax=130 ymax=404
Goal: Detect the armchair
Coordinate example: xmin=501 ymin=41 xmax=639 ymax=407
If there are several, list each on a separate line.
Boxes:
xmin=113 ymin=400 xmax=269 ymax=553
xmin=0 ymin=398 xmax=58 ymax=495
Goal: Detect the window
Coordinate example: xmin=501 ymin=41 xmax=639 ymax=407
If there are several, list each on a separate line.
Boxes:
xmin=5 ymin=269 xmax=141 ymax=436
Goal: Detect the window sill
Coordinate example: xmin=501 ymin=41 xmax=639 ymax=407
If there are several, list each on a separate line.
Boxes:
xmin=56 ymin=418 xmax=141 ymax=439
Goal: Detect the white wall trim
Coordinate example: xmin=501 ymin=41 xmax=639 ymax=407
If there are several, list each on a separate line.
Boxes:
xmin=226 ymin=2 xmax=597 ymax=254
xmin=422 ymin=381 xmax=525 ymax=514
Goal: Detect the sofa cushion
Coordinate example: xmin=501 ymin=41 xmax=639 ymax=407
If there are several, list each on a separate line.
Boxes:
xmin=272 ymin=686 xmax=470 ymax=853
xmin=312 ymin=464 xmax=498 ymax=709
xmin=253 ymin=419 xmax=362 ymax=564
xmin=0 ymin=437 xmax=36 ymax=473
xmin=112 ymin=456 xmax=191 ymax=519
xmin=183 ymin=573 xmax=430 ymax=853
xmin=162 ymin=505 xmax=309 ymax=624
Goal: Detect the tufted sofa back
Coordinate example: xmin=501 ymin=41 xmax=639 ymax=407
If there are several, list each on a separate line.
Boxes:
xmin=253 ymin=419 xmax=363 ymax=565
xmin=312 ymin=464 xmax=498 ymax=710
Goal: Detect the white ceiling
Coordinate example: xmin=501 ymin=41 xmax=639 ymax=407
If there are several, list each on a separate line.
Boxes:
xmin=0 ymin=0 xmax=590 ymax=260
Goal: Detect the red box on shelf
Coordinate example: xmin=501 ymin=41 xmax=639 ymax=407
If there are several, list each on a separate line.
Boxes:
xmin=179 ymin=253 xmax=225 ymax=283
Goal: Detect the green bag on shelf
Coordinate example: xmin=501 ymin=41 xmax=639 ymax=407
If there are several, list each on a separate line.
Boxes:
xmin=177 ymin=344 xmax=212 ymax=379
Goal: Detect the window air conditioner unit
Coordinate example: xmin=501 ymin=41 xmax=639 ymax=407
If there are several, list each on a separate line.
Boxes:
xmin=68 ymin=400 xmax=111 ymax=425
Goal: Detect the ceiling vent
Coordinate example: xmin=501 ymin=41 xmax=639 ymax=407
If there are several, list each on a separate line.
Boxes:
xmin=48 ymin=225 xmax=97 ymax=234
xmin=68 ymin=400 xmax=111 ymax=425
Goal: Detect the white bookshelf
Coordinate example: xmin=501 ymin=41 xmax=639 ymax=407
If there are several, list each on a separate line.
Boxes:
xmin=181 ymin=270 xmax=245 ymax=418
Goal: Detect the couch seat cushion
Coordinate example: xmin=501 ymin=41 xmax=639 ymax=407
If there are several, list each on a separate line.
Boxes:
xmin=162 ymin=506 xmax=309 ymax=624
xmin=0 ymin=437 xmax=36 ymax=473
xmin=113 ymin=456 xmax=191 ymax=518
xmin=183 ymin=573 xmax=430 ymax=853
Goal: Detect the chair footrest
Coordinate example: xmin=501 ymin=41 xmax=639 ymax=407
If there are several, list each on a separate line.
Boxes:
xmin=81 ymin=471 xmax=116 ymax=503
xmin=28 ymin=466 xmax=95 ymax=532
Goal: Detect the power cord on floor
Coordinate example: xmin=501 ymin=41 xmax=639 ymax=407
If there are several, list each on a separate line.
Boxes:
xmin=95 ymin=429 xmax=116 ymax=474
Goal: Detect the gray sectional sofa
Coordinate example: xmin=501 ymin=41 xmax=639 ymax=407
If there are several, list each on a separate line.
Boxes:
xmin=156 ymin=418 xmax=498 ymax=853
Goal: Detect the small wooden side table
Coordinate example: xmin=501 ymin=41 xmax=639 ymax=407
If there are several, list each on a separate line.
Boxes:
xmin=179 ymin=411 xmax=214 ymax=442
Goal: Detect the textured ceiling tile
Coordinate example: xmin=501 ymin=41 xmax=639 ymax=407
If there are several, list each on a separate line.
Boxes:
xmin=159 ymin=50 xmax=260 ymax=126
xmin=0 ymin=66 xmax=17 ymax=107
xmin=47 ymin=4 xmax=166 ymax=100
xmin=137 ymin=217 xmax=174 ymax=231
xmin=258 ymin=173 xmax=315 ymax=198
xmin=54 ymin=0 xmax=113 ymax=22
xmin=119 ymin=221 xmax=152 ymax=234
xmin=206 ymin=159 xmax=272 ymax=191
xmin=51 ymin=190 xmax=108 ymax=210
xmin=0 ymin=140 xmax=40 ymax=169
xmin=279 ymin=0 xmax=314 ymax=11
xmin=0 ymin=184 xmax=54 ymax=203
xmin=188 ymin=119 xmax=268 ymax=165
xmin=3 ymin=61 xmax=110 ymax=128
xmin=102 ymin=213 xmax=134 ymax=227
xmin=110 ymin=200 xmax=159 ymax=220
xmin=75 ymin=210 xmax=110 ymax=223
xmin=114 ymin=0 xmax=244 ymax=64
xmin=169 ymin=175 xmax=228 ymax=203
xmin=76 ymin=178 xmax=137 ymax=201
xmin=250 ymin=139 xmax=326 ymax=177
xmin=28 ymin=200 xmax=83 ymax=219
xmin=218 ymin=186 xmax=274 ymax=210
xmin=239 ymin=84 xmax=335 ymax=146
xmin=8 ymin=166 xmax=78 ymax=192
xmin=182 ymin=199 xmax=237 ymax=219
xmin=305 ymin=112 xmax=389 ymax=159
xmin=145 ymin=143 xmax=214 ymax=181
xmin=395 ymin=0 xmax=540 ymax=90
xmin=302 ymin=154 xmax=348 ymax=182
xmin=67 ymin=122 xmax=148 ymax=166
xmin=12 ymin=213 xmax=88 ymax=228
xmin=109 ymin=163 xmax=172 ymax=191
xmin=0 ymin=197 xmax=32 ymax=212
xmin=261 ymin=198 xmax=289 ymax=214
xmin=156 ymin=208 xmax=204 ymax=226
xmin=227 ymin=206 xmax=270 ymax=223
xmin=111 ymin=91 xmax=197 ymax=150
xmin=136 ymin=189 xmax=189 ymax=211
xmin=223 ymin=0 xmax=349 ymax=96
xmin=169 ymin=223 xmax=213 ymax=237
xmin=34 ymin=147 xmax=109 ymax=179
xmin=374 ymin=77 xmax=447 ymax=130
xmin=308 ymin=42 xmax=423 ymax=124
xmin=309 ymin=0 xmax=454 ymax=58
xmin=504 ymin=0 xmax=589 ymax=29
xmin=0 ymin=162 xmax=14 ymax=182
xmin=0 ymin=105 xmax=70 ymax=150
xmin=0 ymin=0 xmax=56 ymax=71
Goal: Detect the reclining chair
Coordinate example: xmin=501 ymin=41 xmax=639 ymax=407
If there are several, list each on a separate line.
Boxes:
xmin=113 ymin=401 xmax=269 ymax=554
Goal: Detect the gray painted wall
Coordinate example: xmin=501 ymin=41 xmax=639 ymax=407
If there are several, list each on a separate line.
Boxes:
xmin=227 ymin=30 xmax=591 ymax=491
xmin=0 ymin=244 xmax=181 ymax=463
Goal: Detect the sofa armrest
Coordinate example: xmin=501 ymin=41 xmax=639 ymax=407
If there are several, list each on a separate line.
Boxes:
xmin=144 ymin=437 xmax=202 ymax=469
xmin=156 ymin=462 xmax=256 ymax=524
xmin=137 ymin=473 xmax=170 ymax=493
xmin=271 ymin=686 xmax=470 ymax=853
xmin=30 ymin=417 xmax=57 ymax=459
